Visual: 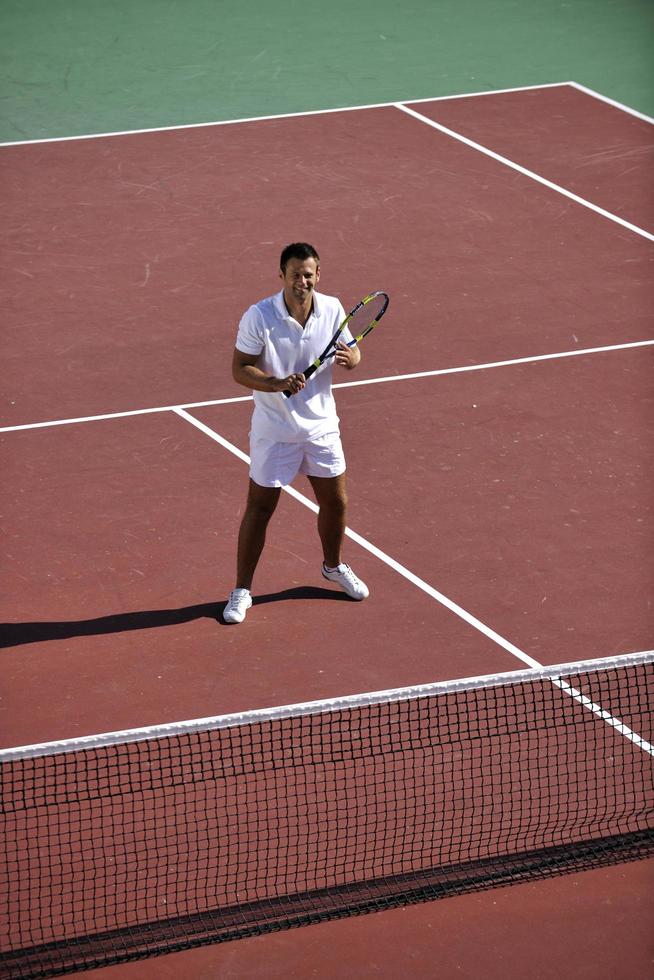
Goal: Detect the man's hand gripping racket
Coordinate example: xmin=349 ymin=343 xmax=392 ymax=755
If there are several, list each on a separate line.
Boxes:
xmin=283 ymin=290 xmax=389 ymax=397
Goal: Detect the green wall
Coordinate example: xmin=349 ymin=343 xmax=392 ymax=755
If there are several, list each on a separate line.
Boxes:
xmin=1 ymin=0 xmax=652 ymax=142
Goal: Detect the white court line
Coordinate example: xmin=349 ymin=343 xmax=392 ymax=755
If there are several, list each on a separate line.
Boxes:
xmin=0 ymin=395 xmax=252 ymax=434
xmin=395 ymin=103 xmax=654 ymax=242
xmin=553 ymin=676 xmax=654 ymax=756
xmin=173 ymin=406 xmax=542 ymax=670
xmin=2 ymin=84 xmax=651 ymax=759
xmin=334 ymin=339 xmax=654 ymax=391
xmin=2 ymin=339 xmax=652 ymax=434
xmin=568 ymin=81 xmax=654 ymax=124
xmin=0 ymin=82 xmax=573 ymax=147
xmin=2 ymin=81 xmax=651 ymax=148
xmin=173 ymin=408 xmax=653 ymax=757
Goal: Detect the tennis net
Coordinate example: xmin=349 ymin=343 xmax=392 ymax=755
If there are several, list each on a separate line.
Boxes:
xmin=1 ymin=652 xmax=653 ymax=978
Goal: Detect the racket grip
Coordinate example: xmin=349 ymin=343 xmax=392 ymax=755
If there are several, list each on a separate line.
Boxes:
xmin=282 ymin=364 xmax=317 ymax=398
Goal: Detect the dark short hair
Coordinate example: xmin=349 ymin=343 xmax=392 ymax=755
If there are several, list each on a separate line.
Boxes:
xmin=280 ymin=242 xmax=320 ymax=272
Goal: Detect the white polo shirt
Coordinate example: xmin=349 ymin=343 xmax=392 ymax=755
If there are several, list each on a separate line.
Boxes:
xmin=235 ymin=290 xmax=351 ymax=443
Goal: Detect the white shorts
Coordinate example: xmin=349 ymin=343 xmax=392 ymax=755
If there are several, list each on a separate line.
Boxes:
xmin=249 ymin=431 xmax=346 ymax=488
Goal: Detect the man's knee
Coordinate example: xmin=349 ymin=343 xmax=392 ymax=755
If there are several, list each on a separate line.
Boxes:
xmin=327 ymin=487 xmax=348 ymax=517
xmin=310 ymin=474 xmax=348 ymax=514
xmin=244 ymin=481 xmax=281 ymax=523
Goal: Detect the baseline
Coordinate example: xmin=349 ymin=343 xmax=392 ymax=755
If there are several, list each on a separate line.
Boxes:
xmin=1 ymin=81 xmax=651 ymax=149
xmin=0 ymin=82 xmax=575 ymax=148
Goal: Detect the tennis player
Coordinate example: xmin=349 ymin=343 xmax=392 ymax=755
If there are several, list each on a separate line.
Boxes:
xmin=224 ymin=242 xmax=369 ymax=624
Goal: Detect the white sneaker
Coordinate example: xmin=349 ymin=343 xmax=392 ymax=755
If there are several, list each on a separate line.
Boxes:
xmin=223 ymin=588 xmax=252 ymax=623
xmin=322 ymin=563 xmax=369 ymax=600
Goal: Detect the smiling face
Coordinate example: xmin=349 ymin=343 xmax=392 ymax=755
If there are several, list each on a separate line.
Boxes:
xmin=280 ymin=256 xmax=320 ymax=310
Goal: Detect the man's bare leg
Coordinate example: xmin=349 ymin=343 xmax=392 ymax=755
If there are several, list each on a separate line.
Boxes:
xmin=307 ymin=473 xmax=348 ymax=568
xmin=235 ymin=479 xmax=281 ymax=590
xmin=308 ymin=472 xmax=368 ymax=599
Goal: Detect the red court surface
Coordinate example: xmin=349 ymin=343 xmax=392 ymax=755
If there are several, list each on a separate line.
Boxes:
xmin=410 ymin=84 xmax=654 ymax=232
xmin=2 ymin=87 xmax=652 ymax=428
xmin=85 ymin=859 xmax=653 ymax=980
xmin=2 ymin=84 xmax=653 ymax=978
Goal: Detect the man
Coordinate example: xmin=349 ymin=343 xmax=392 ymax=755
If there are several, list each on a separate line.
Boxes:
xmin=223 ymin=242 xmax=369 ymax=624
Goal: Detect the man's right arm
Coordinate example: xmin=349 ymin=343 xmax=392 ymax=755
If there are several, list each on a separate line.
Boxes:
xmin=232 ymin=349 xmax=306 ymax=396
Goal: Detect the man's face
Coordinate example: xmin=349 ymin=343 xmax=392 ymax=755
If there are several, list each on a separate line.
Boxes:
xmin=280 ymin=257 xmax=320 ymax=303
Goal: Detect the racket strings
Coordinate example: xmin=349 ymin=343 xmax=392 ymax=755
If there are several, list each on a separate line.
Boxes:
xmin=284 ymin=290 xmax=388 ymax=395
xmin=346 ymin=293 xmax=388 ymax=343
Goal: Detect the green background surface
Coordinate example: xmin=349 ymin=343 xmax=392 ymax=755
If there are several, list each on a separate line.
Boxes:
xmin=1 ymin=0 xmax=652 ymax=142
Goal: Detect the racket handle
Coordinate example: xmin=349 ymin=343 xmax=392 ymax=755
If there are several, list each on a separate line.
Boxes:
xmin=282 ymin=363 xmax=317 ymax=398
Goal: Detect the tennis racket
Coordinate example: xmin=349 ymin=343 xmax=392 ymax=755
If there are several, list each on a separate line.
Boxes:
xmin=283 ymin=290 xmax=389 ymax=397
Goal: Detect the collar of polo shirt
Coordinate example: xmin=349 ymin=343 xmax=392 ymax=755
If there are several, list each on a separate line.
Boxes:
xmin=273 ymin=289 xmax=322 ymax=328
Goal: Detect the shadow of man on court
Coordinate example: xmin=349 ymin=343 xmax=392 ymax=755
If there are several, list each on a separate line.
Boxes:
xmin=0 ymin=586 xmax=351 ymax=648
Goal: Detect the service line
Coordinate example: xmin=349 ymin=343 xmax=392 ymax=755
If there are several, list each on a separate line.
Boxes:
xmin=2 ymin=339 xmax=652 ymax=434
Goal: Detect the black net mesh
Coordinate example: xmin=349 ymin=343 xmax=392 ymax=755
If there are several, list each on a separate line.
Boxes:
xmin=1 ymin=656 xmax=652 ymax=978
